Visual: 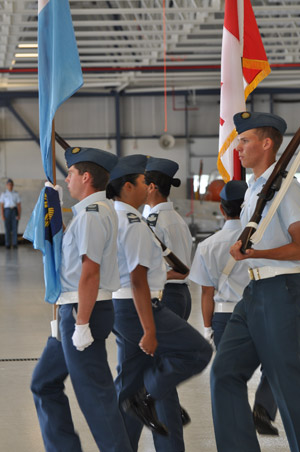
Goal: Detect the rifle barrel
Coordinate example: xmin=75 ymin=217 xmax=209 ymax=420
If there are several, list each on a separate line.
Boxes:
xmin=55 ymin=132 xmax=70 ymax=150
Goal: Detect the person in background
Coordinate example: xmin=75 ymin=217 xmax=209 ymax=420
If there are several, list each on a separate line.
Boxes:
xmin=106 ymin=154 xmax=212 ymax=452
xmin=189 ymin=180 xmax=278 ymax=436
xmin=31 ymin=147 xmax=133 ymax=452
xmin=210 ymin=111 xmax=300 ymax=452
xmin=0 ymin=178 xmax=21 ymax=249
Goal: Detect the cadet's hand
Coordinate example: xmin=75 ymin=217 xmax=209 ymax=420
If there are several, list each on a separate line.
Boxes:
xmin=72 ymin=323 xmax=94 ymax=351
xmin=45 ymin=181 xmax=63 ymax=206
xmin=204 ymin=326 xmax=214 ymax=347
xmin=139 ymin=331 xmax=158 ymax=357
xmin=230 ymin=240 xmax=255 ymax=261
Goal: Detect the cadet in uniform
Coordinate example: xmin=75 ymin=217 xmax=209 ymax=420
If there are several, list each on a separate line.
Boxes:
xmin=0 ymin=178 xmax=21 ymax=248
xmin=144 ymin=156 xmax=194 ymax=448
xmin=106 ymin=154 xmax=212 ymax=452
xmin=190 ymin=180 xmax=249 ymax=347
xmin=31 ymin=147 xmax=132 ymax=452
xmin=144 ymin=156 xmax=193 ymax=320
xmin=210 ymin=112 xmax=300 ymax=452
xmin=190 ymin=180 xmax=278 ymax=435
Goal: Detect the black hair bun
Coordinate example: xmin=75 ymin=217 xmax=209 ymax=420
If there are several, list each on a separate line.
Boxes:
xmin=171 ymin=178 xmax=181 ymax=187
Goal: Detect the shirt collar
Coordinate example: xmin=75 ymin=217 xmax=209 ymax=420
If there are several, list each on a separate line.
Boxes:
xmin=72 ymin=191 xmax=106 ymax=216
xmin=114 ymin=200 xmax=142 ymax=218
xmin=149 ymin=201 xmax=173 ymax=214
xmin=222 ymin=219 xmax=242 ymax=230
xmin=248 ymin=162 xmax=276 ymax=187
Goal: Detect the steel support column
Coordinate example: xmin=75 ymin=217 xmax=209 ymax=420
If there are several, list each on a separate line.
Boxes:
xmin=6 ymin=103 xmax=67 ymax=178
xmin=114 ymin=91 xmax=122 ymax=157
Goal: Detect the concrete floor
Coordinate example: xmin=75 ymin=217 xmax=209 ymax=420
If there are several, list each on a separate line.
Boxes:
xmin=0 ymin=246 xmax=290 ymax=451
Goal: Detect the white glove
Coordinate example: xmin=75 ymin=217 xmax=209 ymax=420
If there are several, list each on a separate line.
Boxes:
xmin=72 ymin=323 xmax=94 ymax=351
xmin=204 ymin=326 xmax=214 ymax=347
xmin=45 ymin=181 xmax=63 ymax=206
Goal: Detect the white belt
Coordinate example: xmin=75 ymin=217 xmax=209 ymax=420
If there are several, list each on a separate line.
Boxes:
xmin=58 ymin=289 xmax=112 ymax=304
xmin=214 ymin=302 xmax=237 ymax=313
xmin=248 ymin=266 xmax=300 ymax=281
xmin=113 ymin=287 xmax=163 ymax=300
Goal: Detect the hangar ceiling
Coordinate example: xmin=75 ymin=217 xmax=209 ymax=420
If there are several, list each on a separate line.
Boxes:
xmin=0 ymin=0 xmax=300 ymax=93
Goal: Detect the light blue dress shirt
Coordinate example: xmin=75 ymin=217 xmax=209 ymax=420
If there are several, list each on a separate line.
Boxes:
xmin=0 ymin=189 xmax=21 ymax=207
xmin=60 ymin=191 xmax=120 ymax=294
xmin=241 ymin=162 xmax=300 ymax=269
xmin=114 ymin=200 xmax=166 ymax=290
xmin=189 ymin=220 xmax=250 ymax=303
xmin=144 ymin=201 xmax=193 ymax=284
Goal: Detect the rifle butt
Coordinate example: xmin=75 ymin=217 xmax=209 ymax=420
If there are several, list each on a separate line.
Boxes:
xmin=164 ymin=251 xmax=189 ymax=275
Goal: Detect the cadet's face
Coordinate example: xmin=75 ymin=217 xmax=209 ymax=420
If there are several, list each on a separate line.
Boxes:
xmin=65 ymin=165 xmax=83 ymax=200
xmin=133 ymin=174 xmax=148 ymax=207
xmin=6 ymin=183 xmax=13 ymax=191
xmin=236 ymin=130 xmax=265 ymax=169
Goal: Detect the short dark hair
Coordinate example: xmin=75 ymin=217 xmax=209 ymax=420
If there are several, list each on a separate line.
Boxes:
xmin=220 ymin=198 xmax=244 ymax=218
xmin=145 ymin=171 xmax=180 ymax=197
xmin=254 ymin=127 xmax=283 ymax=153
xmin=106 ymin=173 xmax=140 ymax=199
xmin=74 ymin=162 xmax=109 ymax=191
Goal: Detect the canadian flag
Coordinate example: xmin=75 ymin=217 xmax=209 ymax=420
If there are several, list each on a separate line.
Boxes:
xmin=217 ymin=0 xmax=271 ymax=182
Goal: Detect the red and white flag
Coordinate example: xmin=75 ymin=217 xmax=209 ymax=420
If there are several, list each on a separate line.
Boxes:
xmin=217 ymin=0 xmax=271 ymax=182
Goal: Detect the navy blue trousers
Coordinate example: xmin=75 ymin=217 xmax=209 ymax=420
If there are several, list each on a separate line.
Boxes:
xmin=161 ymin=283 xmax=192 ymax=320
xmin=211 ymin=274 xmax=300 ymax=452
xmin=31 ymin=301 xmax=132 ymax=452
xmin=212 ymin=312 xmax=277 ymax=420
xmin=4 ymin=207 xmax=18 ymax=247
xmin=153 ymin=283 xmax=192 ymax=451
xmin=113 ymin=299 xmax=212 ymax=452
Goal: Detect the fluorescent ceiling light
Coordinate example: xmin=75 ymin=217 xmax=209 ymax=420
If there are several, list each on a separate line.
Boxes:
xmin=14 ymin=53 xmax=38 ymax=58
xmin=18 ymin=44 xmax=38 ymax=49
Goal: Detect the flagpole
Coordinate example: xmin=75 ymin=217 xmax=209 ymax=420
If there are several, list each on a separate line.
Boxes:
xmin=29 ymin=0 xmax=83 ymax=310
xmin=51 ymin=118 xmax=56 ymax=186
xmin=51 ymin=118 xmax=57 ymax=321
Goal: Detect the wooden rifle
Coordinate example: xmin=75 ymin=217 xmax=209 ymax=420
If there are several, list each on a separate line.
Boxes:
xmin=147 ymin=224 xmax=189 ymax=275
xmin=239 ymin=127 xmax=300 ymax=253
xmin=55 ymin=132 xmax=190 ymax=275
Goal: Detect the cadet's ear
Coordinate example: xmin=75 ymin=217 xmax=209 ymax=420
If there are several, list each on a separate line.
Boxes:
xmin=148 ymin=182 xmax=157 ymax=192
xmin=82 ymin=171 xmax=91 ymax=184
xmin=123 ymin=181 xmax=133 ymax=192
xmin=263 ymin=137 xmax=273 ymax=151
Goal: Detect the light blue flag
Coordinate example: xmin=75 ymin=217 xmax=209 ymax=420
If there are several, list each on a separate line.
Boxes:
xmin=38 ymin=0 xmax=83 ymax=182
xmin=24 ymin=187 xmax=63 ymax=304
xmin=24 ymin=0 xmax=82 ymax=303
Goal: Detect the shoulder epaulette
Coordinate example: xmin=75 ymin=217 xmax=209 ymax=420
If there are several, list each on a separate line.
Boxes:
xmin=127 ymin=212 xmax=141 ymax=224
xmin=147 ymin=213 xmax=159 ymax=227
xmin=86 ymin=204 xmax=99 ymax=212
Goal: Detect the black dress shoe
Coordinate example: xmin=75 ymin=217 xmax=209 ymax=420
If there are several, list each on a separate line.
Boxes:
xmin=253 ymin=404 xmax=279 ymax=436
xmin=180 ymin=405 xmax=191 ymax=426
xmin=122 ymin=388 xmax=168 ymax=436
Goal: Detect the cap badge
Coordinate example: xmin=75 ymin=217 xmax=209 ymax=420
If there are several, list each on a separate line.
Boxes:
xmin=241 ymin=112 xmax=251 ymax=119
xmin=72 ymin=147 xmax=81 ymax=154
